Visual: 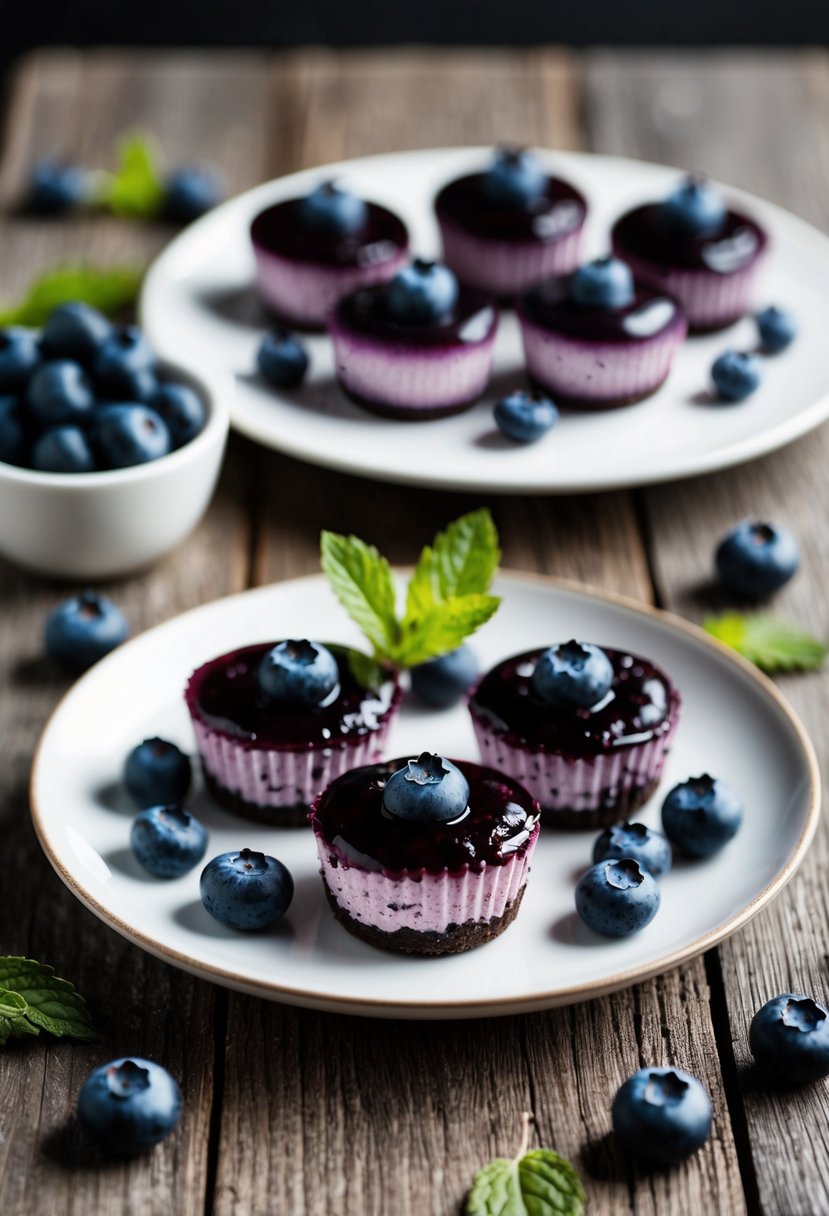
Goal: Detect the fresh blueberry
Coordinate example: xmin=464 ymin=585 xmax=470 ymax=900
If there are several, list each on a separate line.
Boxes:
xmin=27 ymin=159 xmax=88 ymax=215
xmin=95 ymin=404 xmax=171 ymax=468
xmin=592 ymin=822 xmax=673 ymax=880
xmin=494 ymin=389 xmax=559 ymax=443
xmin=0 ymin=327 xmax=41 ymax=392
xmin=384 ymin=259 xmax=459 ymax=325
xmin=256 ymin=639 xmax=339 ymax=708
xmin=531 ymin=640 xmax=614 ymax=710
xmin=77 ymin=1058 xmax=182 ymax=1156
xmin=40 ymin=302 xmax=112 ymax=366
xmin=124 ymin=738 xmax=192 ymax=807
xmin=661 ymin=774 xmax=742 ymax=858
xmin=299 ymin=180 xmax=368 ymax=235
xmin=575 ymin=858 xmax=660 ymax=937
xmin=711 ymin=350 xmax=762 ymax=402
xmin=257 ymin=330 xmax=309 ymax=389
xmin=661 ymin=176 xmax=727 ymax=239
xmin=715 ymin=520 xmax=799 ymax=599
xmin=27 ymin=360 xmax=95 ymax=428
xmin=0 ymin=397 xmax=26 ymax=465
xmin=749 ymin=994 xmax=829 ymax=1085
xmin=45 ymin=590 xmax=129 ymax=671
xmin=32 ymin=425 xmax=97 ymax=473
xmin=200 ymin=848 xmax=294 ymax=931
xmin=756 ymin=306 xmax=797 ymax=354
xmin=382 ymin=753 xmax=470 ymax=824
xmin=94 ymin=326 xmax=157 ymax=401
xmin=481 ymin=145 xmax=547 ymax=208
xmin=410 ymin=645 xmax=479 ymax=709
xmin=150 ymin=382 xmax=206 ymax=448
xmin=164 ymin=166 xmax=223 ymax=223
xmin=612 ymin=1067 xmax=712 ymax=1165
xmin=569 ymin=257 xmax=634 ymax=310
xmin=130 ymin=805 xmax=207 ymax=878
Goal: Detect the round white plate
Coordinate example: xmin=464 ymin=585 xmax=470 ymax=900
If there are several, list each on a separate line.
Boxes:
xmin=32 ymin=573 xmax=819 ymax=1019
xmin=141 ymin=147 xmax=829 ymax=495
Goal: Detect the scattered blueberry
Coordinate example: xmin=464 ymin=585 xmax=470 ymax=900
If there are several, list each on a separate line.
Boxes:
xmin=592 ymin=821 xmax=673 ymax=880
xmin=257 ymin=329 xmax=309 ymax=389
xmin=715 ymin=520 xmax=799 ymax=599
xmin=612 ymin=1067 xmax=712 ymax=1165
xmin=0 ymin=327 xmax=41 ymax=392
xmin=40 ymin=302 xmax=112 ymax=366
xmin=27 ymin=360 xmax=95 ymax=428
xmin=661 ymin=774 xmax=742 ymax=858
xmin=44 ymin=591 xmax=128 ymax=671
xmin=711 ymin=350 xmax=762 ymax=402
xmin=94 ymin=326 xmax=157 ymax=402
xmin=531 ymin=640 xmax=614 ymax=710
xmin=661 ymin=176 xmax=726 ymax=239
xmin=756 ymin=306 xmax=797 ymax=354
xmin=0 ymin=396 xmax=26 ymax=466
xmin=299 ymin=180 xmax=368 ymax=235
xmin=95 ymin=404 xmax=171 ymax=468
xmin=32 ymin=425 xmax=97 ymax=473
xmin=482 ymin=145 xmax=547 ymax=208
xmin=569 ymin=257 xmax=634 ymax=310
xmin=382 ymin=753 xmax=470 ymax=824
xmin=150 ymin=382 xmax=207 ymax=448
xmin=27 ymin=159 xmax=88 ymax=215
xmin=575 ymin=858 xmax=660 ymax=937
xmin=256 ymin=639 xmax=340 ymax=708
xmin=200 ymin=848 xmax=294 ymax=931
xmin=164 ymin=166 xmax=223 ymax=223
xmin=494 ymin=389 xmax=558 ymax=443
xmin=124 ymin=738 xmax=192 ymax=807
xmin=385 ymin=259 xmax=459 ymax=325
xmin=77 ymin=1058 xmax=182 ymax=1156
xmin=130 ymin=805 xmax=207 ymax=878
xmin=750 ymin=994 xmax=829 ymax=1085
xmin=410 ymin=645 xmax=479 ymax=709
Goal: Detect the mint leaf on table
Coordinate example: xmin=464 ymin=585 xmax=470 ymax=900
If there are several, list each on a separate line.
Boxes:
xmin=0 ymin=988 xmax=39 ymax=1047
xmin=0 ymin=263 xmax=143 ymax=327
xmin=321 ymin=531 xmax=400 ymax=656
xmin=99 ymin=132 xmax=165 ymax=218
xmin=0 ymin=957 xmax=96 ymax=1044
xmin=704 ymin=613 xmax=827 ymax=673
xmin=466 ymin=1148 xmax=586 ymax=1216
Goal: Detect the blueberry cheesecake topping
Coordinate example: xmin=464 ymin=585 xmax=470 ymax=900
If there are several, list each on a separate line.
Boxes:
xmin=251 ymin=190 xmax=407 ymax=267
xmin=520 ymin=275 xmax=683 ymax=343
xmin=531 ymin=640 xmax=615 ymax=710
xmin=569 ymin=257 xmax=635 ymax=310
xmin=661 ymin=176 xmax=727 ymax=240
xmin=384 ymin=259 xmax=460 ymax=325
xmin=481 ymin=145 xmax=548 ymax=209
xmin=436 ymin=155 xmax=586 ymax=243
xmin=716 ymin=520 xmax=799 ymax=598
xmin=299 ymin=180 xmax=369 ymax=236
xmin=382 ymin=753 xmax=471 ymax=823
xmin=256 ymin=639 xmax=341 ymax=709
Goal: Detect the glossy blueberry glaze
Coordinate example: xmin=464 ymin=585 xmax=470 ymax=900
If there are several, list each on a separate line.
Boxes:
xmin=520 ymin=275 xmax=684 ymax=344
xmin=334 ymin=282 xmax=497 ymax=348
xmin=250 ymin=198 xmax=408 ymax=267
xmin=435 ymin=173 xmax=586 ymax=242
xmin=612 ymin=203 xmax=767 ymax=273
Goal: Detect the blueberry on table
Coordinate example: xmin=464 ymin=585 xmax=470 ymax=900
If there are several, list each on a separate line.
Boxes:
xmin=715 ymin=520 xmax=799 ymax=599
xmin=756 ymin=305 xmax=797 ymax=354
xmin=494 ymin=389 xmax=558 ymax=443
xmin=130 ymin=805 xmax=207 ymax=878
xmin=257 ymin=330 xmax=309 ymax=389
xmin=592 ymin=821 xmax=673 ymax=879
xmin=750 ymin=994 xmax=829 ymax=1085
xmin=481 ymin=144 xmax=547 ymax=208
xmin=95 ymin=404 xmax=171 ymax=468
xmin=44 ymin=591 xmax=128 ymax=671
xmin=150 ymin=381 xmax=207 ymax=448
xmin=27 ymin=359 xmax=95 ymax=428
xmin=164 ymin=166 xmax=223 ymax=223
xmin=124 ymin=738 xmax=192 ymax=807
xmin=531 ymin=640 xmax=614 ymax=710
xmin=661 ymin=774 xmax=742 ymax=858
xmin=384 ymin=259 xmax=459 ymax=325
xmin=27 ymin=159 xmax=88 ymax=215
xmin=612 ymin=1067 xmax=713 ymax=1165
xmin=298 ymin=180 xmax=368 ymax=235
xmin=569 ymin=257 xmax=634 ymax=310
xmin=382 ymin=753 xmax=470 ymax=824
xmin=711 ymin=350 xmax=762 ymax=402
xmin=200 ymin=848 xmax=294 ymax=931
xmin=93 ymin=326 xmax=157 ymax=401
xmin=410 ymin=645 xmax=479 ymax=709
xmin=0 ymin=397 xmax=26 ymax=466
xmin=40 ymin=301 xmax=112 ymax=366
xmin=0 ymin=327 xmax=41 ymax=392
xmin=256 ymin=639 xmax=339 ymax=708
xmin=32 ymin=425 xmax=97 ymax=473
xmin=77 ymin=1058 xmax=182 ymax=1156
xmin=575 ymin=858 xmax=660 ymax=937
xmin=661 ymin=176 xmax=726 ymax=239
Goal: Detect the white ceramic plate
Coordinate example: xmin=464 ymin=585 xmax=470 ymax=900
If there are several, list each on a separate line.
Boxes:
xmin=31 ymin=573 xmax=819 ymax=1019
xmin=141 ymin=147 xmax=829 ymax=495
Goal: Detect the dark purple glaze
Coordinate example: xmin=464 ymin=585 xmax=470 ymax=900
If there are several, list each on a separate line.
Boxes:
xmin=185 ymin=643 xmax=399 ymax=751
xmin=333 ymin=282 xmax=497 ymax=348
xmin=310 ymin=757 xmax=539 ymax=874
xmin=250 ymin=199 xmax=408 ymax=267
xmin=435 ymin=173 xmax=586 ymax=243
xmin=469 ymin=647 xmax=678 ymax=759
xmin=519 ymin=276 xmax=684 ymax=344
xmin=612 ymin=204 xmax=767 ymax=274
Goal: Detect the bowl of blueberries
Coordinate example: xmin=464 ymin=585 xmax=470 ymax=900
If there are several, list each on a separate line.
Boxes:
xmin=0 ymin=301 xmax=229 ymax=578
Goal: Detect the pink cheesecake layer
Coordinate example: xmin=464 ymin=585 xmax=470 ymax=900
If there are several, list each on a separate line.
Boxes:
xmin=438 ymin=215 xmax=584 ymax=299
xmin=252 ymin=243 xmax=408 ymax=330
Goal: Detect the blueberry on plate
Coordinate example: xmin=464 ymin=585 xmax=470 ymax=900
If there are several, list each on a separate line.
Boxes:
xmin=575 ymin=858 xmax=660 ymax=937
xmin=531 ymin=640 xmax=614 ymax=710
xmin=481 ymin=145 xmax=547 ymax=208
xmin=124 ymin=738 xmax=192 ymax=807
xmin=0 ymin=396 xmax=26 ymax=466
xmin=592 ymin=821 xmax=673 ymax=879
xmin=94 ymin=326 xmax=157 ymax=401
xmin=661 ymin=774 xmax=742 ymax=858
xmin=612 ymin=1067 xmax=712 ymax=1165
xmin=711 ymin=350 xmax=762 ymax=402
xmin=569 ymin=257 xmax=634 ymax=310
xmin=200 ymin=848 xmax=294 ymax=931
xmin=40 ymin=302 xmax=112 ymax=366
xmin=256 ymin=639 xmax=339 ymax=708
xmin=494 ymin=389 xmax=558 ymax=443
xmin=715 ymin=520 xmax=799 ymax=599
xmin=257 ymin=330 xmax=309 ymax=389
xmin=164 ymin=166 xmax=223 ymax=223
xmin=384 ymin=259 xmax=459 ymax=325
xmin=382 ymin=753 xmax=470 ymax=824
xmin=410 ymin=645 xmax=479 ymax=709
xmin=27 ymin=159 xmax=88 ymax=215
xmin=749 ymin=994 xmax=829 ymax=1085
xmin=32 ymin=425 xmax=97 ymax=473
xmin=298 ymin=180 xmax=368 ymax=235
xmin=756 ymin=306 xmax=797 ymax=354
xmin=95 ymin=404 xmax=171 ymax=468
xmin=27 ymin=360 xmax=95 ymax=428
xmin=77 ymin=1057 xmax=182 ymax=1156
xmin=0 ymin=327 xmax=41 ymax=392
xmin=661 ymin=176 xmax=726 ymax=239
xmin=45 ymin=591 xmax=128 ymax=671
xmin=149 ymin=382 xmax=206 ymax=448
xmin=130 ymin=805 xmax=207 ymax=878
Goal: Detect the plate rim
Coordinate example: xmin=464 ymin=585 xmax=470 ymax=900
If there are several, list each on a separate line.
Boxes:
xmin=30 ymin=569 xmax=822 ymax=1018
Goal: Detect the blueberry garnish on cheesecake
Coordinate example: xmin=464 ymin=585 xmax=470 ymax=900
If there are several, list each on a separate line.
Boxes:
xmin=530 ymin=639 xmax=615 ymax=709
xmin=256 ymin=639 xmax=341 ymax=708
xmin=660 ymin=176 xmax=728 ymax=240
xmin=298 ymin=180 xmax=369 ymax=236
xmin=568 ymin=257 xmax=635 ymax=310
xmin=480 ymin=145 xmax=548 ymax=209
xmin=384 ymin=259 xmax=460 ymax=325
xmin=381 ymin=752 xmax=470 ymax=823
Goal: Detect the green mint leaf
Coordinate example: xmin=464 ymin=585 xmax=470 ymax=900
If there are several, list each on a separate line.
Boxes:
xmin=321 ymin=531 xmax=399 ymax=658
xmin=467 ymin=1149 xmax=585 ymax=1216
xmin=347 ymin=649 xmax=387 ymax=691
xmin=405 ymin=508 xmax=499 ymax=623
xmin=0 ymin=263 xmax=143 ymax=327
xmin=101 ymin=133 xmax=165 ymax=218
xmin=397 ymin=593 xmax=499 ymax=668
xmin=704 ymin=614 xmax=827 ymax=674
xmin=0 ymin=988 xmax=39 ymax=1046
xmin=0 ymin=957 xmax=96 ymax=1042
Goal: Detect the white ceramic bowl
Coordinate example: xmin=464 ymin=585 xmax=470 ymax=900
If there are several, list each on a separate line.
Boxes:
xmin=0 ymin=362 xmax=229 ymax=579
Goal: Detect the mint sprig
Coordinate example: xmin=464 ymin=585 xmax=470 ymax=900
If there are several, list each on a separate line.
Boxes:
xmin=0 ymin=957 xmax=96 ymax=1046
xmin=466 ymin=1113 xmax=585 ymax=1216
xmin=98 ymin=132 xmax=165 ymax=218
xmin=704 ymin=613 xmax=827 ymax=673
xmin=321 ymin=508 xmax=500 ymax=670
xmin=0 ymin=263 xmax=143 ymax=327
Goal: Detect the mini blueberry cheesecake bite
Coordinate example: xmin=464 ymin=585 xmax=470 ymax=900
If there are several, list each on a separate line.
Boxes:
xmin=329 ymin=259 xmax=498 ymax=419
xmin=612 ymin=175 xmax=769 ymax=331
xmin=517 ymin=256 xmax=688 ymax=409
xmin=309 ymin=752 xmax=540 ymax=955
xmin=434 ymin=145 xmax=587 ymax=301
xmin=185 ymin=638 xmax=401 ymax=825
xmin=250 ymin=179 xmax=409 ymax=330
xmin=468 ymin=640 xmax=681 ymax=829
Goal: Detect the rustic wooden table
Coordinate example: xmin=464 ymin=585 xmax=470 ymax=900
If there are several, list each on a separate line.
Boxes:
xmin=0 ymin=46 xmax=827 ymax=1216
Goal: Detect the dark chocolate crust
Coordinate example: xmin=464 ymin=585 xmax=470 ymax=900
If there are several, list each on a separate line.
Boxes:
xmin=340 ymin=381 xmax=482 ymax=420
xmin=203 ymin=768 xmax=310 ymax=828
